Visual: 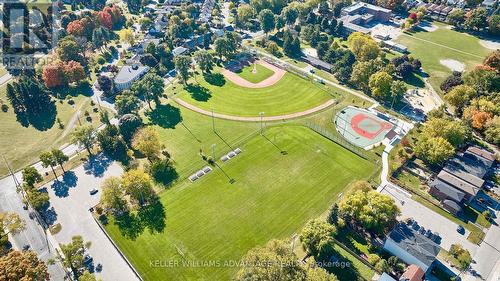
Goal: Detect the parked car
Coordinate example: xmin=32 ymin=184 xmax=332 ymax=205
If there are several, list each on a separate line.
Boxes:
xmin=89 ymin=189 xmax=98 ymax=195
xmin=457 ymin=225 xmax=465 ymax=234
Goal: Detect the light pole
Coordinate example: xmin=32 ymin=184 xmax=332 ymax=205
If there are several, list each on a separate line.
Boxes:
xmin=77 ymin=110 xmax=82 ymax=126
xmin=211 ymin=144 xmax=216 ymax=161
xmin=211 ymin=108 xmax=216 ymax=133
xmin=259 ymin=112 xmax=264 ymax=135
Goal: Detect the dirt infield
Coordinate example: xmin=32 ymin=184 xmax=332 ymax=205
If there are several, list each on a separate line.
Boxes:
xmin=221 ymin=60 xmax=286 ymax=88
xmin=174 ymin=98 xmax=335 ymax=122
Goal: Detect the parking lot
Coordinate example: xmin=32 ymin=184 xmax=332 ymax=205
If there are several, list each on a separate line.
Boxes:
xmin=43 ymin=156 xmax=139 ymax=281
xmin=381 ymin=183 xmax=478 ymax=254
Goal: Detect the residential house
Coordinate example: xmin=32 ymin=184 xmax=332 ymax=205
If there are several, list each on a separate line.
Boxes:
xmin=114 ymin=64 xmax=150 ymax=91
xmin=400 ymin=264 xmax=425 ymax=281
xmin=172 ymin=46 xmax=188 ymax=56
xmin=383 ymin=223 xmax=440 ymax=273
xmin=303 ymin=55 xmax=333 ymax=71
xmin=378 ymin=273 xmax=397 ymax=281
xmin=436 ymin=170 xmax=480 ymax=202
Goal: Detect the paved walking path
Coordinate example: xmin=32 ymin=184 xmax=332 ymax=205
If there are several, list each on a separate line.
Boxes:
xmin=174 ymin=98 xmax=336 ymax=122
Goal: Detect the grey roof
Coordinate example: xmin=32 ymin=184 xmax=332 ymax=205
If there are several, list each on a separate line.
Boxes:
xmin=437 ymin=170 xmax=479 ymax=197
xmin=172 ymin=46 xmax=187 ymax=56
xmin=303 ymin=55 xmax=333 ymax=70
xmin=442 ymin=199 xmax=462 ymax=212
xmin=429 ymin=179 xmax=465 ymax=202
xmin=114 ymin=65 xmax=149 ymax=84
xmin=343 ymin=2 xmax=392 ymax=14
xmin=466 ymin=146 xmax=496 ymax=163
xmin=444 ymin=156 xmax=485 ymax=187
xmin=387 ymin=223 xmax=440 ymax=268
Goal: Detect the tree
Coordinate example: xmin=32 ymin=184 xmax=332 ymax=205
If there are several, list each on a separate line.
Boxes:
xmin=119 ymin=113 xmax=143 ymax=143
xmin=236 ymin=4 xmax=254 ymax=26
xmin=42 ymin=61 xmax=66 ymax=88
xmin=483 ymin=50 xmax=500 ymax=73
xmin=463 ymin=66 xmax=500 ymax=93
xmin=96 ymin=125 xmax=128 ymax=162
xmin=259 ymin=9 xmax=275 ymax=35
xmin=26 ymin=190 xmax=50 ymax=211
xmin=465 ymin=8 xmax=488 ymax=31
xmin=22 ymin=167 xmax=43 ymax=188
xmin=118 ymin=28 xmax=135 ymax=45
xmin=235 ymin=239 xmax=307 ymax=281
xmin=0 ymin=212 xmax=26 ymax=238
xmin=132 ymin=72 xmax=165 ymax=108
xmin=121 ymin=169 xmax=156 ymax=206
xmin=369 ymin=71 xmax=393 ymax=100
xmin=132 ymin=127 xmax=163 ymax=162
xmin=282 ymin=6 xmax=299 ymax=26
xmin=350 ymin=61 xmax=379 ymax=93
xmin=0 ymin=250 xmax=49 ymax=281
xmin=174 ymin=55 xmax=192 ymax=85
xmin=449 ymin=244 xmax=472 ymax=271
xmin=57 ymin=36 xmax=83 ymax=63
xmin=440 ymin=71 xmax=463 ymax=93
xmin=447 ymin=9 xmax=465 ymax=27
xmin=100 ymin=177 xmax=128 ymax=215
xmin=60 ymin=235 xmax=91 ymax=278
xmin=194 ymin=50 xmax=214 ymax=74
xmin=79 ymin=271 xmax=99 ymax=281
xmin=97 ymin=75 xmax=114 ymax=93
xmin=305 ymin=263 xmax=338 ymax=281
xmin=51 ymin=149 xmax=68 ymax=173
xmin=72 ymin=125 xmax=95 ymax=155
xmin=489 ymin=15 xmax=500 ymax=35
xmin=415 ymin=136 xmax=455 ymax=165
xmin=421 ymin=117 xmax=471 ymax=147
xmin=444 ymin=85 xmax=475 ymax=111
xmin=299 ymin=219 xmax=336 ymax=257
xmin=115 ymin=90 xmax=140 ymax=116
xmin=214 ymin=37 xmax=230 ymax=61
xmin=391 ymin=80 xmax=408 ymax=103
xmin=347 ymin=32 xmax=380 ymax=61
xmin=40 ymin=151 xmax=58 ymax=178
xmin=484 ymin=116 xmax=500 ymax=145
xmin=339 ymin=190 xmax=400 ymax=233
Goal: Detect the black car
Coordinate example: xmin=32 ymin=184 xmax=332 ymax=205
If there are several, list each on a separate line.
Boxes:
xmin=89 ymin=189 xmax=98 ymax=195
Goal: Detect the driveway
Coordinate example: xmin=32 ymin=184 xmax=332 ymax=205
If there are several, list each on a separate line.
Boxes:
xmin=380 ymin=183 xmax=478 ymax=254
xmin=43 ymin=156 xmax=139 ymax=281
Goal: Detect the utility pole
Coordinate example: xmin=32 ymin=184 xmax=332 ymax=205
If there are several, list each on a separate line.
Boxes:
xmin=211 ymin=108 xmax=216 ymax=133
xmin=211 ymin=144 xmax=216 ymax=161
xmin=77 ymin=110 xmax=82 ymax=126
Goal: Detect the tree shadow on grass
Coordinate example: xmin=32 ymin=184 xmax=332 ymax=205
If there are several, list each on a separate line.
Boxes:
xmin=204 ymin=73 xmax=226 ymax=87
xmin=404 ymin=72 xmax=426 ymax=88
xmin=52 ymin=82 xmax=93 ymax=99
xmin=114 ymin=199 xmax=166 ymax=240
xmin=185 ymin=84 xmax=212 ymax=102
xmin=15 ymin=101 xmax=57 ymax=131
xmin=318 ymin=244 xmax=364 ymax=281
xmin=146 ymin=104 xmax=182 ymax=129
xmin=150 ymin=159 xmax=179 ymax=187
xmin=50 ymin=171 xmax=78 ymax=198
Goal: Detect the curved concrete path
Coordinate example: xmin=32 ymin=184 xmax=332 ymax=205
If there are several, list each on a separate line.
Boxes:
xmin=174 ymin=98 xmax=336 ymax=122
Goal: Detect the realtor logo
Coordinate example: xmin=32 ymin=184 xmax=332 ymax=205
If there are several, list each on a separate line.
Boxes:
xmin=0 ymin=0 xmax=60 ymax=69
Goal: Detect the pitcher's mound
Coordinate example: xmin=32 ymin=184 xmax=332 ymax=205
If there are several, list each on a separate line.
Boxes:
xmin=222 ymin=60 xmax=286 ymax=88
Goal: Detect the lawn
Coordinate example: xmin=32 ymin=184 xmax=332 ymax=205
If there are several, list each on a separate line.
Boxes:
xmin=236 ymin=63 xmax=275 ymax=83
xmin=104 ymin=125 xmax=377 ymax=281
xmin=395 ymin=22 xmax=491 ymax=93
xmin=0 ymin=84 xmax=99 ymax=176
xmin=176 ymin=71 xmax=334 ymax=117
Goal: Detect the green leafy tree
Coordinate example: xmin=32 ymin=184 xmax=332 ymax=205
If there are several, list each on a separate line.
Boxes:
xmin=465 ymin=8 xmax=488 ymax=31
xmin=0 ymin=212 xmax=26 ymax=239
xmin=339 ymin=190 xmax=400 ymax=233
xmin=489 ymin=15 xmax=500 ymax=35
xmin=72 ymin=125 xmax=95 ymax=155
xmin=121 ymin=169 xmax=156 ymax=207
xmin=415 ymin=136 xmax=455 ymax=165
xmin=118 ymin=113 xmax=143 ymax=143
xmin=350 ymin=61 xmax=380 ymax=93
xmin=259 ymin=9 xmax=275 ymax=35
xmin=51 ymin=149 xmax=68 ymax=173
xmin=449 ymin=244 xmax=472 ymax=271
xmin=421 ymin=117 xmax=471 ymax=147
xmin=444 ymin=85 xmax=475 ymax=112
xmin=59 ymin=235 xmax=91 ymax=278
xmin=447 ymin=9 xmax=465 ymax=27
xmin=115 ymin=90 xmax=140 ymax=116
xmin=236 ymin=4 xmax=254 ymax=26
xmin=369 ymin=71 xmax=393 ymax=100
xmin=194 ymin=50 xmax=214 ymax=74
xmin=100 ymin=177 xmax=128 ymax=215
xmin=40 ymin=151 xmax=57 ymax=178
xmin=390 ymin=80 xmax=408 ymax=104
xmin=22 ymin=167 xmax=43 ymax=188
xmin=132 ymin=73 xmax=165 ymax=108
xmin=347 ymin=32 xmax=380 ymax=61
xmin=299 ymin=219 xmax=336 ymax=257
xmin=174 ymin=55 xmax=192 ymax=85
xmin=79 ymin=271 xmax=99 ymax=281
xmin=132 ymin=127 xmax=163 ymax=162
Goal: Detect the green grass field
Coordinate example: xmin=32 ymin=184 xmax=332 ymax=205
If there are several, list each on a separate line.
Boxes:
xmin=395 ymin=22 xmax=491 ymax=92
xmin=0 ymin=85 xmax=99 ymax=176
xmin=236 ymin=63 xmax=275 ymax=83
xmin=176 ymin=72 xmax=334 ymax=117
xmin=105 ymin=125 xmax=376 ymax=281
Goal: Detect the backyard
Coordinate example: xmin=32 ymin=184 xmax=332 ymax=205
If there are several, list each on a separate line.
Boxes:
xmin=104 ymin=125 xmax=377 ymax=281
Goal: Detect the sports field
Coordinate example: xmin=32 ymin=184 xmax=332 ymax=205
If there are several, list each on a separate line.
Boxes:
xmin=104 ymin=125 xmax=376 ymax=281
xmin=236 ymin=63 xmax=275 ymax=83
xmin=395 ymin=22 xmax=490 ymax=92
xmin=176 ymin=72 xmax=334 ymax=117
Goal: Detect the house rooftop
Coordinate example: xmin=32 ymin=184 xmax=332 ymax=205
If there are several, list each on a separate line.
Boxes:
xmin=114 ymin=65 xmax=149 ymax=84
xmin=442 ymin=199 xmax=462 ymax=213
xmin=303 ymin=55 xmax=333 ymax=70
xmin=343 ymin=2 xmax=392 ymax=14
xmin=444 ymin=156 xmax=486 ymax=188
xmin=401 ymin=264 xmax=425 ymax=281
xmin=466 ymin=145 xmax=496 ymax=163
xmin=387 ymin=223 xmax=440 ymax=269
xmin=429 ymin=179 xmax=465 ymax=202
xmin=437 ymin=170 xmax=480 ymax=197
